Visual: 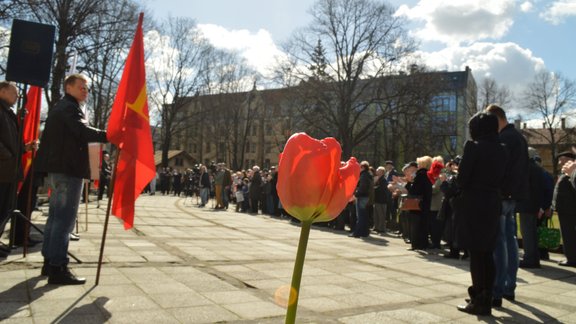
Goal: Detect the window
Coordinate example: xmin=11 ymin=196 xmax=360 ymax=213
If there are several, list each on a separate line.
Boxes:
xmin=265 ymin=125 xmax=273 ymax=135
xmin=175 ymin=157 xmax=183 ymax=166
xmin=431 ymin=95 xmax=456 ymax=112
xmin=206 ymin=142 xmax=211 ymax=153
xmin=450 ymin=136 xmax=458 ymax=151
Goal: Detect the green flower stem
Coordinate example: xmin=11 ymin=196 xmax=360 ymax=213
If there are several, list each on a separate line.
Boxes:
xmin=285 ymin=219 xmax=312 ymax=324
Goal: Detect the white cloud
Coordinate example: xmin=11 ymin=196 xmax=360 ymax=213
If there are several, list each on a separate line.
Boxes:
xmin=540 ymin=0 xmax=576 ymax=24
xmin=413 ymin=42 xmax=546 ymax=111
xmin=197 ymin=24 xmax=286 ymax=77
xmin=520 ymin=1 xmax=533 ymax=12
xmin=395 ymin=0 xmax=516 ymax=45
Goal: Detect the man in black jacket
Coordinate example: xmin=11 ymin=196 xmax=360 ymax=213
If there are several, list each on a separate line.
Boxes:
xmin=97 ymin=151 xmax=111 ymax=207
xmin=517 ymin=148 xmax=553 ymax=268
xmin=35 ymin=74 xmax=108 ymax=285
xmin=351 ymin=161 xmax=372 ymax=238
xmin=486 ymin=104 xmax=529 ymax=307
xmin=0 ymin=81 xmax=21 ymax=258
xmin=553 ymin=151 xmax=576 ymax=267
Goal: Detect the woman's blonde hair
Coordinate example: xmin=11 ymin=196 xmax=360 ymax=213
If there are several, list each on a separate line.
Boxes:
xmin=432 ymin=155 xmax=444 ymax=164
xmin=416 ymin=155 xmax=433 ymax=169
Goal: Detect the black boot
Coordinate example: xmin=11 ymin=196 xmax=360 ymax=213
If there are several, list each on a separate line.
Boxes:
xmin=464 ymin=286 xmax=477 ymax=304
xmin=444 ymin=248 xmax=460 ymax=259
xmin=41 ymin=259 xmax=49 ymax=276
xmin=458 ymin=290 xmax=492 ymax=316
xmin=48 ymin=265 xmax=86 ymax=285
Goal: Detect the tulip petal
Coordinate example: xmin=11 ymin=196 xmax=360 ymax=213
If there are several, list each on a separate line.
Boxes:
xmin=319 ymin=157 xmax=360 ymax=222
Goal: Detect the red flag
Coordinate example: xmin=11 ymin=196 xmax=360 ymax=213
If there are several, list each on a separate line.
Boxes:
xmin=18 ymin=86 xmax=42 ymax=193
xmin=107 ymin=13 xmax=155 ymax=229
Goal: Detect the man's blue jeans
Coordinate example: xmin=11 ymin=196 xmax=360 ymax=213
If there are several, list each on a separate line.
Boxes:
xmin=493 ymin=200 xmax=519 ymax=298
xmin=200 ymin=188 xmax=209 ymax=205
xmin=42 ymin=173 xmax=83 ymax=266
xmin=519 ymin=212 xmax=539 ymax=265
xmin=354 ymin=197 xmax=369 ymax=237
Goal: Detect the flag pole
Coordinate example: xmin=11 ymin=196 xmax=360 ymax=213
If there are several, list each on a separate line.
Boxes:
xmin=95 ymin=148 xmax=121 ymax=285
xmin=22 ymin=150 xmax=36 ymax=257
xmin=84 ymin=180 xmax=89 ymax=230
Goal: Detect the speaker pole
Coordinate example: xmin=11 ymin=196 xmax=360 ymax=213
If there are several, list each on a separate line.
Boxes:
xmin=8 ymin=83 xmax=28 ymax=249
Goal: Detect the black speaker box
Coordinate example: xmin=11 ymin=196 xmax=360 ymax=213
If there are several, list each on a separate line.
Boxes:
xmin=6 ymin=19 xmax=55 ymax=87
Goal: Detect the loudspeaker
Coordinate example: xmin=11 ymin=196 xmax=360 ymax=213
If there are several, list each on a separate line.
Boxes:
xmin=6 ymin=19 xmax=55 ymax=87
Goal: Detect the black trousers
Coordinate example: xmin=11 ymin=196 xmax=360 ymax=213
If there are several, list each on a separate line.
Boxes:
xmin=469 ymin=249 xmax=495 ymax=293
xmin=410 ymin=212 xmax=428 ymax=249
xmin=558 ymin=211 xmax=576 ymax=263
xmin=0 ymin=182 xmax=15 ymax=238
xmin=97 ymin=177 xmax=109 ymax=200
xmin=250 ymin=198 xmax=259 ymax=213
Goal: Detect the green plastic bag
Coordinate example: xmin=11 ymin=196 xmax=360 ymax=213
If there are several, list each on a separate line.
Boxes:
xmin=537 ymin=218 xmax=561 ymax=250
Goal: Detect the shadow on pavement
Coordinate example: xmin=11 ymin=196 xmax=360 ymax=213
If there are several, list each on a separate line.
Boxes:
xmin=0 ymin=275 xmax=57 ymax=321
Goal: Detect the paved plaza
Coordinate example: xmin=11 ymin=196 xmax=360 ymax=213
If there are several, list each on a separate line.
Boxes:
xmin=1 ymin=195 xmax=576 ymax=323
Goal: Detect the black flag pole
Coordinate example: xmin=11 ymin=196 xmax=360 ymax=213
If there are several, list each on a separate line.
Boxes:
xmin=95 ymin=148 xmax=121 ymax=286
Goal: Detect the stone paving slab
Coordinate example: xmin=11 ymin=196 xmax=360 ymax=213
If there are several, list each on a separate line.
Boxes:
xmin=1 ymin=195 xmax=576 ymax=323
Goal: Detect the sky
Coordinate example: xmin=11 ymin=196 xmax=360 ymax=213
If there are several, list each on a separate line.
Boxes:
xmin=142 ymin=0 xmax=576 ymax=119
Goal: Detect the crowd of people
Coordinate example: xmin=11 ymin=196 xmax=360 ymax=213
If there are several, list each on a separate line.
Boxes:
xmin=2 ymin=76 xmax=576 ymax=319
xmin=139 ymin=106 xmax=576 ymax=317
xmin=149 ymin=163 xmax=280 ymax=216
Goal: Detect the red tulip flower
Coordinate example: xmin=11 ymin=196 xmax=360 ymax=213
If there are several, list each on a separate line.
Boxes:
xmin=277 ymin=133 xmax=360 ymax=223
xmin=276 ymin=133 xmax=360 ymax=323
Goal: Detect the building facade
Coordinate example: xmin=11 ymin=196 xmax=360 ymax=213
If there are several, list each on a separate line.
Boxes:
xmin=169 ymin=67 xmax=477 ymax=170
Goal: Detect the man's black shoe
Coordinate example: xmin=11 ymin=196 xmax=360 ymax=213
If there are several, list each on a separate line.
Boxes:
xmin=492 ymin=298 xmax=502 ymax=307
xmin=444 ymin=252 xmax=460 ymax=259
xmin=0 ymin=250 xmax=8 ymax=258
xmin=503 ymin=294 xmax=515 ymax=301
xmin=558 ymin=260 xmax=576 ymax=267
xmin=457 ymin=301 xmax=492 ymax=316
xmin=0 ymin=244 xmax=10 ymax=253
xmin=519 ymin=261 xmax=540 ymax=269
xmin=48 ymin=265 xmax=86 ymax=285
xmin=348 ymin=233 xmax=360 ymax=238
xmin=41 ymin=260 xmax=49 ymax=276
xmin=13 ymin=238 xmax=42 ymax=248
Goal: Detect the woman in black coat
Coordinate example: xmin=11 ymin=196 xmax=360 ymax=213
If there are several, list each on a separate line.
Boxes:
xmin=406 ymin=156 xmax=433 ymax=250
xmin=456 ymin=112 xmax=508 ymax=316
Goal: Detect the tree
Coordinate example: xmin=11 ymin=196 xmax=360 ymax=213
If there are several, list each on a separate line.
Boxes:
xmin=275 ymin=0 xmax=416 ymax=158
xmin=201 ymin=50 xmax=256 ymax=170
xmin=308 ymin=39 xmax=328 ymax=81
xmin=2 ymin=0 xmax=122 ymax=109
xmin=147 ymin=17 xmax=212 ymax=168
xmin=78 ymin=1 xmax=140 ymax=129
xmin=478 ymin=77 xmax=512 ymax=111
xmin=523 ymin=71 xmax=576 ymax=175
